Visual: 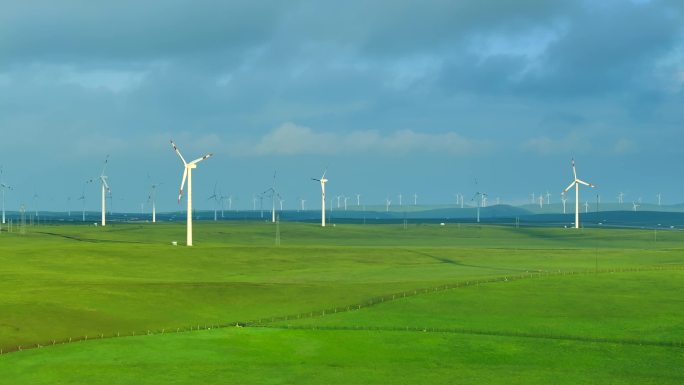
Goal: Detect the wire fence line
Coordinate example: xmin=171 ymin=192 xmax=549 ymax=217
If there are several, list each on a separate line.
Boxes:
xmin=254 ymin=324 xmax=684 ymax=349
xmin=1 ymin=264 xmax=683 ymax=356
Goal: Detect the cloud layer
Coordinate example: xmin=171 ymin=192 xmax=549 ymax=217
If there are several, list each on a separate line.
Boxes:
xmin=1 ymin=0 xmax=683 ymax=210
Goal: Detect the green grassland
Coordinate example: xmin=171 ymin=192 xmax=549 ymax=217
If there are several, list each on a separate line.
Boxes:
xmin=0 ymin=222 xmax=683 ymax=384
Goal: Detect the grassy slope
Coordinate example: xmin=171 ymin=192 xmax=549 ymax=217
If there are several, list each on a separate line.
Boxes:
xmin=1 ymin=222 xmax=683 ymax=384
xmin=0 ymin=328 xmax=682 ymax=385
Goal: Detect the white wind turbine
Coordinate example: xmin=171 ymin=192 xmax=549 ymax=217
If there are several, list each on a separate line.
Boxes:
xmin=148 ymin=179 xmax=161 ymax=223
xmin=343 ymin=196 xmax=349 ymax=211
xmin=0 ymin=167 xmax=12 ymax=225
xmin=262 ymin=172 xmax=278 ymax=223
xmin=385 ymin=197 xmax=391 ymax=212
xmin=312 ymin=169 xmax=328 ymax=227
xmin=561 ymin=192 xmax=568 ymax=214
xmin=356 ymin=193 xmax=361 ymax=206
xmin=208 ymin=183 xmax=219 ymax=221
xmin=562 ymin=158 xmax=595 ymax=229
xmin=656 ymin=193 xmax=662 ymax=206
xmin=171 ymin=140 xmax=213 ymax=246
xmin=632 ymin=201 xmax=640 ymax=212
xmin=413 ymin=193 xmax=418 ymax=206
xmin=97 ymin=155 xmax=111 ymax=226
xmin=78 ymin=180 xmax=91 ymax=222
xmin=472 ymin=192 xmax=486 ymax=223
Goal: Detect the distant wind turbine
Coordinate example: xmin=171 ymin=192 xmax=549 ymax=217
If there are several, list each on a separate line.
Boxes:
xmin=561 ymin=192 xmax=568 ymax=214
xmin=97 ymin=155 xmax=111 ymax=226
xmin=312 ymin=169 xmax=328 ymax=227
xmin=171 ymin=139 xmax=213 ymax=246
xmin=0 ymin=167 xmax=12 ymax=225
xmin=562 ymin=158 xmax=595 ymax=229
xmin=147 ymin=176 xmax=161 ymax=223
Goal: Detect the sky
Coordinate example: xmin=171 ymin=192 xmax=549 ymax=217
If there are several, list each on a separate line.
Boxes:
xmin=1 ymin=0 xmax=683 ymax=213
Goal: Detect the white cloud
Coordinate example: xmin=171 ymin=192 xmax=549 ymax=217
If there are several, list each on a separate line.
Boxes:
xmin=60 ymin=68 xmax=146 ymax=93
xmin=522 ymin=132 xmax=586 ymax=155
xmin=234 ymin=122 xmax=487 ymax=156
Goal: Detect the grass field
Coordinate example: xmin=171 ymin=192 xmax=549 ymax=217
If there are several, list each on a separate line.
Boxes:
xmin=0 ymin=221 xmax=683 ymax=384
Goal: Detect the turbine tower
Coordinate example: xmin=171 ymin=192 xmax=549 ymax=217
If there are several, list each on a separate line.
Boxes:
xmin=472 ymin=192 xmax=486 ymax=223
xmin=171 ymin=140 xmax=213 ymax=246
xmin=562 ymin=158 xmax=595 ymax=229
xmin=98 ymin=155 xmax=111 ymax=226
xmin=312 ymin=169 xmax=328 ymax=227
xmin=0 ymin=167 xmax=12 ymax=225
xmin=147 ymin=175 xmax=161 ymax=223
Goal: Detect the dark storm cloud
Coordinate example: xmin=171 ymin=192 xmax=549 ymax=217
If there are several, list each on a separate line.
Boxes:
xmin=1 ymin=0 xmax=683 ymax=211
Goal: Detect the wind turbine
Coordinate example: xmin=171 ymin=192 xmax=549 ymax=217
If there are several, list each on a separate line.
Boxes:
xmin=33 ymin=190 xmax=39 ymax=221
xmin=262 ymin=172 xmax=278 ymax=223
xmin=546 ymin=191 xmax=551 ymax=205
xmin=0 ymin=167 xmax=12 ymax=225
xmin=147 ymin=177 xmax=161 ymax=223
xmin=538 ymin=195 xmax=543 ymax=208
xmin=208 ymin=183 xmax=219 ymax=221
xmin=356 ymin=193 xmax=361 ymax=206
xmin=312 ymin=169 xmax=328 ymax=227
xmin=584 ymin=201 xmax=589 ymax=213
xmin=171 ymin=140 xmax=213 ymax=246
xmin=561 ymin=192 xmax=567 ymax=214
xmin=398 ymin=193 xmax=402 ymax=207
xmin=343 ymin=196 xmax=349 ymax=211
xmin=78 ymin=180 xmax=91 ymax=222
xmin=97 ymin=155 xmax=111 ymax=226
xmin=385 ymin=197 xmax=392 ymax=212
xmin=656 ymin=193 xmax=662 ymax=206
xmin=562 ymin=158 xmax=595 ymax=229
xmin=632 ymin=201 xmax=639 ymax=212
xmin=300 ymin=198 xmax=306 ymax=211
xmin=472 ymin=192 xmax=486 ymax=223
xmin=413 ymin=193 xmax=418 ymax=206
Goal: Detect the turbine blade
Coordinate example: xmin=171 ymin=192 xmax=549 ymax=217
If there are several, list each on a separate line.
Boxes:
xmin=563 ymin=181 xmax=575 ymax=193
xmin=178 ymin=167 xmax=188 ymax=203
xmin=171 ymin=140 xmax=188 ymax=165
xmin=100 ymin=155 xmax=110 ymax=176
xmin=189 ymin=153 xmax=213 ymax=165
xmin=577 ymin=179 xmax=595 ymax=187
xmin=571 ymin=158 xmax=577 ymax=180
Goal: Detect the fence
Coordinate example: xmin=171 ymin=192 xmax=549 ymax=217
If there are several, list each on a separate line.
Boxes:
xmin=2 ymin=264 xmax=683 ymax=356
